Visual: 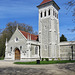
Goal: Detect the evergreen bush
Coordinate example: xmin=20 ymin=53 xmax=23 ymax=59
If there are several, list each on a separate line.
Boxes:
xmin=45 ymin=58 xmax=49 ymax=61
xmin=52 ymin=58 xmax=54 ymax=61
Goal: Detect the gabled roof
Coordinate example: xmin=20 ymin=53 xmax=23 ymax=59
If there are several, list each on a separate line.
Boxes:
xmin=40 ymin=0 xmax=53 ymax=5
xmin=37 ymin=0 xmax=60 ymax=10
xmin=20 ymin=30 xmax=38 ymax=41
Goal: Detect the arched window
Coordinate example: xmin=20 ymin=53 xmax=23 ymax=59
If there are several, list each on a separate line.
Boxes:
xmin=44 ymin=11 xmax=46 ymax=17
xmin=40 ymin=12 xmax=42 ymax=18
xmin=35 ymin=46 xmax=38 ymax=54
xmin=16 ymin=37 xmax=18 ymax=41
xmin=20 ymin=46 xmax=22 ymax=50
xmin=10 ymin=47 xmax=12 ymax=51
xmin=48 ymin=9 xmax=50 ymax=15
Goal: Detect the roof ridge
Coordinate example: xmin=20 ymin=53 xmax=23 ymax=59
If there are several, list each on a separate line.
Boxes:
xmin=19 ymin=30 xmax=38 ymax=41
xmin=40 ymin=0 xmax=53 ymax=5
xmin=19 ymin=30 xmax=38 ymax=36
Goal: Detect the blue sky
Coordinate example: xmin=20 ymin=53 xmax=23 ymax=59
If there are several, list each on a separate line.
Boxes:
xmin=0 ymin=0 xmax=75 ymax=41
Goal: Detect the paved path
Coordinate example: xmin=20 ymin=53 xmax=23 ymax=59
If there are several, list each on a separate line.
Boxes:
xmin=0 ymin=60 xmax=75 ymax=75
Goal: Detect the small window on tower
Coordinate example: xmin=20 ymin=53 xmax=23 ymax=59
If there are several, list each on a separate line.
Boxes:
xmin=44 ymin=11 xmax=46 ymax=17
xmin=53 ymin=10 xmax=55 ymax=16
xmin=40 ymin=12 xmax=42 ymax=18
xmin=55 ymin=13 xmax=56 ymax=17
xmin=48 ymin=9 xmax=50 ymax=15
xmin=57 ymin=14 xmax=58 ymax=19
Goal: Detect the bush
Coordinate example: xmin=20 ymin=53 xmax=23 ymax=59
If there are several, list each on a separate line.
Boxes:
xmin=45 ymin=58 xmax=49 ymax=61
xmin=42 ymin=58 xmax=49 ymax=61
xmin=52 ymin=58 xmax=54 ymax=61
xmin=58 ymin=58 xmax=61 ymax=61
xmin=42 ymin=58 xmax=44 ymax=61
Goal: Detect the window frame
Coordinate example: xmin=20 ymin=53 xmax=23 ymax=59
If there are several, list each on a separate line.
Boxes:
xmin=16 ymin=37 xmax=18 ymax=41
xmin=35 ymin=46 xmax=38 ymax=54
xmin=53 ymin=10 xmax=55 ymax=16
xmin=57 ymin=14 xmax=58 ymax=19
xmin=55 ymin=13 xmax=56 ymax=17
xmin=20 ymin=46 xmax=22 ymax=50
xmin=10 ymin=47 xmax=12 ymax=51
xmin=44 ymin=11 xmax=46 ymax=17
xmin=40 ymin=12 xmax=42 ymax=18
xmin=48 ymin=9 xmax=50 ymax=16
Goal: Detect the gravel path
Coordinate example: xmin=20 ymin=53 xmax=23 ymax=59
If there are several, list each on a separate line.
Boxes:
xmin=0 ymin=60 xmax=75 ymax=75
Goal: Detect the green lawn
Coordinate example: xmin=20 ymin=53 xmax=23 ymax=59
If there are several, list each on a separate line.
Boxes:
xmin=14 ymin=60 xmax=75 ymax=65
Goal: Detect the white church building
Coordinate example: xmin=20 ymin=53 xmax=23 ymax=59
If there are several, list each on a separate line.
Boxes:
xmin=5 ymin=0 xmax=75 ymax=61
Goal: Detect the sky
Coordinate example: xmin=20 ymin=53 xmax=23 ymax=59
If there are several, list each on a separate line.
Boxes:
xmin=0 ymin=0 xmax=75 ymax=41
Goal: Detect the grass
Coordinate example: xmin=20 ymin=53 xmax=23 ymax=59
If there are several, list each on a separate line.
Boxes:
xmin=0 ymin=57 xmax=4 ymax=60
xmin=14 ymin=60 xmax=75 ymax=65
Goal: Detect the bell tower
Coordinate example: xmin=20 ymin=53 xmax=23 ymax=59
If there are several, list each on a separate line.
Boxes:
xmin=37 ymin=0 xmax=60 ymax=59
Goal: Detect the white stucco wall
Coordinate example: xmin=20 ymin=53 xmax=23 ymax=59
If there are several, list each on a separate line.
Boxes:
xmin=60 ymin=42 xmax=75 ymax=60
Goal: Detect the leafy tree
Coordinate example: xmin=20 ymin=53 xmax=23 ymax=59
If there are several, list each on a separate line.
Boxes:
xmin=60 ymin=34 xmax=67 ymax=42
xmin=0 ymin=21 xmax=37 ymax=57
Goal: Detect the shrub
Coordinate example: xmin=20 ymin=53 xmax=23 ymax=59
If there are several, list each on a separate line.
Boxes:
xmin=45 ymin=58 xmax=49 ymax=61
xmin=42 ymin=58 xmax=44 ymax=61
xmin=58 ymin=58 xmax=61 ymax=61
xmin=52 ymin=58 xmax=54 ymax=61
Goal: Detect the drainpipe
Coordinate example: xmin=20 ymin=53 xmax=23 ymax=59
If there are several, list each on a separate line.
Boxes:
xmin=71 ymin=45 xmax=73 ymax=60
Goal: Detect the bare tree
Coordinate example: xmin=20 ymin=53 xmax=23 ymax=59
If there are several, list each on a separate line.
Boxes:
xmin=66 ymin=0 xmax=75 ymax=22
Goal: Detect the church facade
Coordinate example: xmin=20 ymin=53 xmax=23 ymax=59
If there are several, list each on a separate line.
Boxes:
xmin=5 ymin=0 xmax=75 ymax=61
xmin=5 ymin=28 xmax=40 ymax=60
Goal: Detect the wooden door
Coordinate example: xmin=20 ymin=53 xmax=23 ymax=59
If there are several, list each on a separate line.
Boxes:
xmin=15 ymin=49 xmax=20 ymax=60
